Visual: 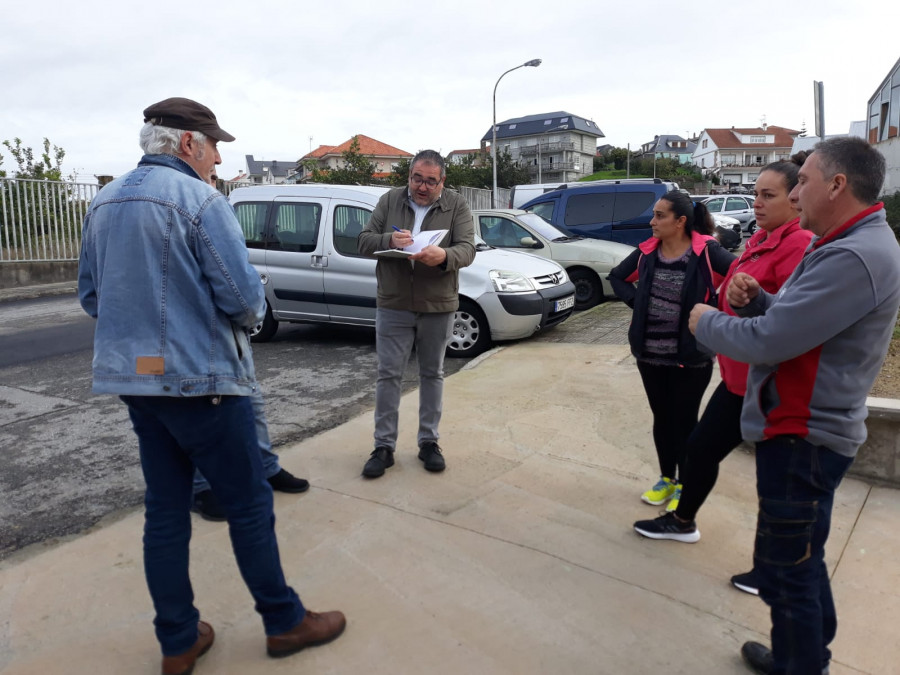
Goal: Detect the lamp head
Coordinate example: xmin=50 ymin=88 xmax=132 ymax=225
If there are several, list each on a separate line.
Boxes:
xmin=524 ymin=59 xmax=542 ymax=67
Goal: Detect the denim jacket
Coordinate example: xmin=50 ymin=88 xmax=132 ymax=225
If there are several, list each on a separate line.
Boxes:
xmin=78 ymin=153 xmax=265 ymax=397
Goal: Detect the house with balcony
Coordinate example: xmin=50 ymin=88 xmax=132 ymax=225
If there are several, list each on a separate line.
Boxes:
xmin=634 ymin=135 xmax=697 ymax=164
xmin=692 ymin=125 xmax=801 ymax=187
xmin=244 ymin=156 xmax=297 ymax=185
xmin=868 ymin=56 xmax=900 ymax=195
xmin=292 ymin=134 xmax=413 ymax=182
xmin=480 ymin=111 xmax=604 ymax=184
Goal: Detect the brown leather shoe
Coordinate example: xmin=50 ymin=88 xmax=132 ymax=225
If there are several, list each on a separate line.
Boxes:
xmin=161 ymin=621 xmax=215 ymax=675
xmin=266 ymin=610 xmax=346 ymax=658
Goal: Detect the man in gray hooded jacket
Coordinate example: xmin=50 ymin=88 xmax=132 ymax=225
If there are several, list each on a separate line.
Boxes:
xmin=689 ymin=136 xmax=900 ymax=675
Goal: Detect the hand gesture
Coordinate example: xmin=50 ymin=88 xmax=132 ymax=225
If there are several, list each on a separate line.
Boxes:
xmin=689 ymin=303 xmax=717 ymax=335
xmin=409 ymin=245 xmax=447 ymax=267
xmin=391 ymin=228 xmax=413 ymax=248
xmin=726 ymin=272 xmax=761 ymax=308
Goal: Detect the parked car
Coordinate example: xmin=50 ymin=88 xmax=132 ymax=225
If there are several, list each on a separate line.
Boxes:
xmin=699 ymin=195 xmax=757 ymax=234
xmin=228 ymin=184 xmax=576 ymax=358
xmin=714 ymin=215 xmax=743 ymax=251
xmin=520 ymin=178 xmax=681 ymax=247
xmin=471 ymin=208 xmax=634 ymax=310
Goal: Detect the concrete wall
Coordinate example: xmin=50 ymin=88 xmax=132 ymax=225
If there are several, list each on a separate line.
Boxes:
xmin=0 ymin=261 xmax=78 ymax=289
xmin=851 ymin=398 xmax=900 ymax=487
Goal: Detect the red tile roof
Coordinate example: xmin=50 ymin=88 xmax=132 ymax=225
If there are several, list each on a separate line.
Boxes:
xmin=302 ymin=134 xmax=412 ymax=160
xmin=704 ymin=126 xmax=801 ymax=149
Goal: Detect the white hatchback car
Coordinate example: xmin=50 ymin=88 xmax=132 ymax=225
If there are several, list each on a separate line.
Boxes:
xmin=471 ymin=208 xmax=635 ymax=310
xmin=228 ymin=185 xmax=576 ymax=357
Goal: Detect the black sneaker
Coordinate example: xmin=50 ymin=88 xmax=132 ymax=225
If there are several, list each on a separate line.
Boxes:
xmin=417 ymin=441 xmax=445 ymax=472
xmin=731 ymin=570 xmax=760 ymax=596
xmin=740 ymin=641 xmax=830 ymax=675
xmin=362 ymin=446 xmax=394 ymax=478
xmin=741 ymin=641 xmax=773 ymax=674
xmin=633 ymin=512 xmax=700 ymax=543
xmin=267 ymin=468 xmax=310 ymax=494
xmin=192 ymin=489 xmax=227 ymax=522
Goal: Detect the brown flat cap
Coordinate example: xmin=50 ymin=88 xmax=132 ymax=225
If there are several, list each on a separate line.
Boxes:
xmin=143 ymin=97 xmax=235 ymax=142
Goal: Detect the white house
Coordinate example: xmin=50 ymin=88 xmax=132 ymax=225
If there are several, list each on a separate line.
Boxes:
xmin=692 ymin=125 xmax=801 ymax=187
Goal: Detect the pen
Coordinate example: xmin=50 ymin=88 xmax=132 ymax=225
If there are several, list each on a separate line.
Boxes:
xmin=392 ymin=226 xmax=403 ymax=232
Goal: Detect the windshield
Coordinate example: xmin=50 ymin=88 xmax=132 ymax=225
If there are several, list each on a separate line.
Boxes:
xmin=517 ymin=212 xmax=571 ymax=240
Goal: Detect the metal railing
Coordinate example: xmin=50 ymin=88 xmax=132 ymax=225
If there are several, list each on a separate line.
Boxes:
xmin=1 ymin=178 xmax=99 ymax=262
xmin=456 ymin=185 xmax=511 ymax=210
xmin=517 ymin=141 xmax=576 ymax=156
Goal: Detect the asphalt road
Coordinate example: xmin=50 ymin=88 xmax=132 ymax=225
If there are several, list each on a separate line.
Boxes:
xmin=0 ymin=294 xmax=474 ymax=560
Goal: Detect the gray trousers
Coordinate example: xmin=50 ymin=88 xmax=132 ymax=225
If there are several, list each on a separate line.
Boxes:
xmin=374 ymin=308 xmax=454 ymax=449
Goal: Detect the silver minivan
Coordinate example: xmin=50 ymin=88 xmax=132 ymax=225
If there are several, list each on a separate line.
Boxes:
xmin=228 ymin=184 xmax=576 ymax=357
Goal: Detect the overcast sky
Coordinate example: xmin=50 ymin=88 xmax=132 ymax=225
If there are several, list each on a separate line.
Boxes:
xmin=2 ymin=0 xmax=897 ymax=183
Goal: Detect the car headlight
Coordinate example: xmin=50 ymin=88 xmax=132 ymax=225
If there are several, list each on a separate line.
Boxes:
xmin=490 ymin=269 xmax=536 ymax=293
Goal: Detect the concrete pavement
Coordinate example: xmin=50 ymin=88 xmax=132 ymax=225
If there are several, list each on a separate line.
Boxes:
xmin=1 ymin=304 xmax=898 ymax=674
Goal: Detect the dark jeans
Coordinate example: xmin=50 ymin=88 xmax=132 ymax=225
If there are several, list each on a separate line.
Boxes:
xmin=675 ymin=381 xmax=745 ymax=520
xmin=754 ymin=436 xmax=853 ymax=675
xmin=122 ymin=395 xmax=304 ymax=656
xmin=636 ymin=360 xmax=713 ymax=481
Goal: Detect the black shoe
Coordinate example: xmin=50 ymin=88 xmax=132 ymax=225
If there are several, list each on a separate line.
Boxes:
xmin=268 ymin=468 xmax=310 ymax=493
xmin=192 ymin=489 xmax=227 ymax=522
xmin=417 ymin=441 xmax=445 ymax=472
xmin=731 ymin=569 xmax=760 ymax=596
xmin=741 ymin=641 xmax=773 ymax=674
xmin=633 ymin=512 xmax=700 ymax=543
xmin=362 ymin=446 xmax=394 ymax=478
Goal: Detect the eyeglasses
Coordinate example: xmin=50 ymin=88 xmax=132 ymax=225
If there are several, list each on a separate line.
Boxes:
xmin=410 ymin=174 xmax=441 ymax=189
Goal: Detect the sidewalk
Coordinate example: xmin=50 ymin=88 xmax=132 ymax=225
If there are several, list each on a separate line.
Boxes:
xmin=1 ymin=308 xmax=898 ymax=674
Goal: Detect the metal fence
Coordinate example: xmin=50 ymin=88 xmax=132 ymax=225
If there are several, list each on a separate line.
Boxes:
xmin=457 ymin=185 xmax=511 ymax=210
xmin=1 ymin=177 xmax=99 ymax=262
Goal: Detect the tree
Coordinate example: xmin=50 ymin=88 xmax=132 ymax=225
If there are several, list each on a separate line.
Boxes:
xmin=608 ymin=147 xmax=630 ymax=171
xmin=1 ymin=137 xmax=68 ymax=180
xmin=309 ymin=136 xmax=377 ymax=185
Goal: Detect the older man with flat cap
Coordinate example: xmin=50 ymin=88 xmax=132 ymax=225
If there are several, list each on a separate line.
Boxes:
xmin=78 ymin=97 xmax=345 ymax=674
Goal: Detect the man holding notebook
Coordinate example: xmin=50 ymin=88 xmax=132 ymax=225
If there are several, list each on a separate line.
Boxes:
xmin=357 ymin=150 xmax=475 ymax=478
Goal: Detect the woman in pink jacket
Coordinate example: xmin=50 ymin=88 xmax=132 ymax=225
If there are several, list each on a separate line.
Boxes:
xmin=634 ymin=155 xmax=814 ymax=585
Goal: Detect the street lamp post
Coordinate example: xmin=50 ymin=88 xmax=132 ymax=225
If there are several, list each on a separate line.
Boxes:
xmin=492 ymin=58 xmax=541 ymax=208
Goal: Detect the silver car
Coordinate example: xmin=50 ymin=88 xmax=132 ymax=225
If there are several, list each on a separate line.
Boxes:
xmin=701 ymin=195 xmax=757 ymax=234
xmin=471 ymin=209 xmax=634 ymax=310
xmin=228 ymin=185 xmax=576 ymax=358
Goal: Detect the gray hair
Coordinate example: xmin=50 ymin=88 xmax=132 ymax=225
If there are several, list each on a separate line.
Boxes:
xmin=813 ymin=136 xmax=885 ymax=205
xmin=139 ymin=122 xmax=208 ymax=156
xmin=411 ymin=149 xmax=446 ymax=180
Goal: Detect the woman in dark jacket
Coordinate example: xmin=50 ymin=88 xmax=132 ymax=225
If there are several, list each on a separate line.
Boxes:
xmin=609 ymin=190 xmax=734 ymax=510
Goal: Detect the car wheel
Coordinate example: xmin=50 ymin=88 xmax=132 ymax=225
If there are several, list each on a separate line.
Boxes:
xmin=249 ymin=301 xmax=279 ymax=343
xmin=447 ymin=299 xmax=491 ymax=358
xmin=568 ymin=268 xmax=603 ymax=311
xmin=746 ymin=220 xmax=757 ymax=235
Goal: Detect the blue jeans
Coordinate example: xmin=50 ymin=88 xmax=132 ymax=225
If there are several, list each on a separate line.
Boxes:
xmin=754 ymin=436 xmax=853 ymax=675
xmin=192 ymin=387 xmax=280 ymax=494
xmin=374 ymin=308 xmax=454 ymax=449
xmin=121 ymin=395 xmax=304 ymax=656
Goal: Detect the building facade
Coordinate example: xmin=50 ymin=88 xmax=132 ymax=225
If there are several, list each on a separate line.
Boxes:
xmin=692 ymin=125 xmax=801 ymax=187
xmin=293 ymin=134 xmax=412 ymax=182
xmin=868 ymin=56 xmax=900 ymax=195
xmin=480 ymin=111 xmax=604 ymax=184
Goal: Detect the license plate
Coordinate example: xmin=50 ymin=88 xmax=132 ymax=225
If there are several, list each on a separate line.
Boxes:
xmin=555 ymin=295 xmax=574 ymax=312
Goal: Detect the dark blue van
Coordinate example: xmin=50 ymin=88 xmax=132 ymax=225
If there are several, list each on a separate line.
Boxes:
xmin=520 ymin=179 xmax=679 ymax=247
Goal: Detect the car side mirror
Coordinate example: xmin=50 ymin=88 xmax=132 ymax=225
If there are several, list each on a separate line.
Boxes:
xmin=520 ymin=236 xmax=542 ymax=249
